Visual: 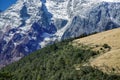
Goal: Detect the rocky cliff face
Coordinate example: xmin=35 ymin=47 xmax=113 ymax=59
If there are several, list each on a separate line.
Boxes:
xmin=0 ymin=0 xmax=120 ymax=67
xmin=62 ymin=1 xmax=120 ymax=38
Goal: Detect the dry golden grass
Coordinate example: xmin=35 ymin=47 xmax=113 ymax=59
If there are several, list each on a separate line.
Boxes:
xmin=91 ymin=49 xmax=120 ymax=74
xmin=73 ymin=28 xmax=120 ymax=74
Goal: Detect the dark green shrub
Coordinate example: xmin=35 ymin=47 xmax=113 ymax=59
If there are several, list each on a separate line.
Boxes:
xmin=103 ymin=44 xmax=111 ymax=50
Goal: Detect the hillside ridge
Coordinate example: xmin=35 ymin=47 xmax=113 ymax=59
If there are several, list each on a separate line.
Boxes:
xmin=73 ymin=28 xmax=120 ymax=74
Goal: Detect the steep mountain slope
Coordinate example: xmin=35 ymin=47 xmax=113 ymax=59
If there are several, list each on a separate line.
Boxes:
xmin=0 ymin=0 xmax=120 ymax=67
xmin=73 ymin=28 xmax=120 ymax=73
xmin=1 ymin=39 xmax=120 ymax=80
xmin=62 ymin=1 xmax=120 ymax=39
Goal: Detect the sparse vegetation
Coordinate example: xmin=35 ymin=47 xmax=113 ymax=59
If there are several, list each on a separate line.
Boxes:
xmin=73 ymin=28 xmax=120 ymax=75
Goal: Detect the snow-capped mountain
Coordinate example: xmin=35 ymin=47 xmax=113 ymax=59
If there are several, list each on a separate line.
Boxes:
xmin=62 ymin=0 xmax=120 ymax=39
xmin=0 ymin=0 xmax=120 ymax=67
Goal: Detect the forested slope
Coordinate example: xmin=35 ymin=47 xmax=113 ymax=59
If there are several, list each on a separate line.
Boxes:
xmin=0 ymin=38 xmax=120 ymax=80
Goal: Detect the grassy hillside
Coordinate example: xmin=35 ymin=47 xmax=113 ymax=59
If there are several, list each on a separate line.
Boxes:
xmin=0 ymin=38 xmax=120 ymax=80
xmin=73 ymin=28 xmax=120 ymax=74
